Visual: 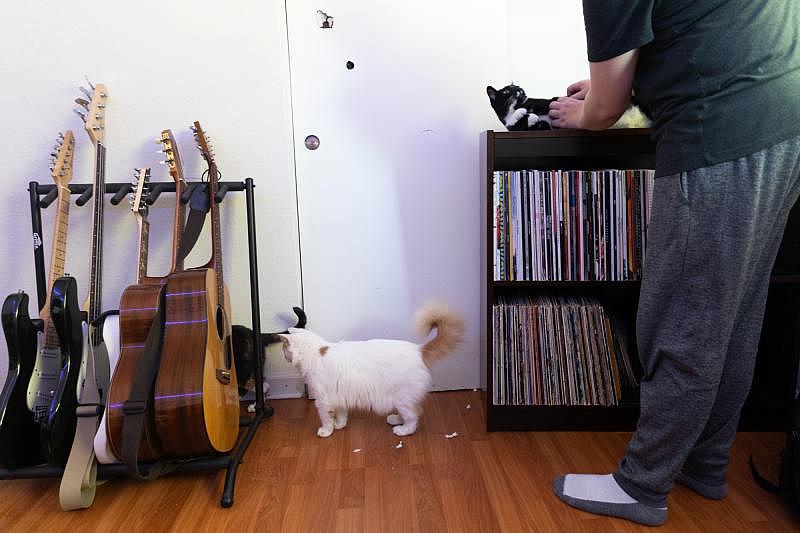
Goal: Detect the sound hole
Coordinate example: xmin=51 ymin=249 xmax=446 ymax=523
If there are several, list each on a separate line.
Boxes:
xmin=216 ymin=306 xmax=225 ymax=341
xmin=216 ymin=306 xmax=232 ymax=369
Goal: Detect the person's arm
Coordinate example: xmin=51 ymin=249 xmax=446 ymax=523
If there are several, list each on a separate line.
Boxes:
xmin=549 ymin=49 xmax=639 ymax=130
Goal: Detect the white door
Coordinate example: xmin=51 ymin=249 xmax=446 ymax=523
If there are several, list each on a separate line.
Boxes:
xmin=285 ymin=1 xmax=587 ymax=390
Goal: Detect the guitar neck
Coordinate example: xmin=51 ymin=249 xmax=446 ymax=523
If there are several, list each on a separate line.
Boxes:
xmin=87 ymin=142 xmax=106 ymax=324
xmin=172 ymin=179 xmax=186 ymax=272
xmin=137 ymin=217 xmax=150 ymax=284
xmin=208 ymin=163 xmax=224 ymax=303
xmin=42 ymin=186 xmax=71 ymax=348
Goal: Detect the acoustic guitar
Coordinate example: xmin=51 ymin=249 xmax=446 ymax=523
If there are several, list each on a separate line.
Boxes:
xmin=0 ymin=132 xmax=74 ymax=468
xmin=95 ymin=168 xmax=159 ymax=463
xmin=100 ymin=130 xmax=189 ymax=463
xmin=48 ymin=83 xmax=109 ymax=466
xmin=153 ymin=122 xmax=239 ymax=456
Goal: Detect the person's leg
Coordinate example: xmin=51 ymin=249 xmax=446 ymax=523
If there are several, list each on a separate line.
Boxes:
xmin=554 ymin=135 xmax=800 ymax=524
xmin=678 ymin=141 xmax=800 ymax=498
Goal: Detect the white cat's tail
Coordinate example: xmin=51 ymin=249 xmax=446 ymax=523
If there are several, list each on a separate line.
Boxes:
xmin=414 ymin=302 xmax=465 ymax=368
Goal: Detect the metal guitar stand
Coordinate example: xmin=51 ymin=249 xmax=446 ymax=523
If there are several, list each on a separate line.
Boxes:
xmin=0 ymin=178 xmax=272 ymax=508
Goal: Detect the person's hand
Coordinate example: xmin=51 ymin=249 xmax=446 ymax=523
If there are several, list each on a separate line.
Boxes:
xmin=549 ymin=97 xmax=584 ymax=129
xmin=566 ymin=79 xmax=590 ymax=100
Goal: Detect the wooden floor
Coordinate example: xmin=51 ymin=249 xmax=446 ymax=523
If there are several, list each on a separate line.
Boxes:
xmin=1 ymin=390 xmax=798 ymax=532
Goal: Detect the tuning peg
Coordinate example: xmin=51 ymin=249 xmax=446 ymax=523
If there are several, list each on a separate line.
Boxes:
xmin=78 ymin=86 xmax=92 ymax=99
xmin=155 ymin=137 xmax=165 ymax=144
xmin=84 ymin=76 xmax=95 ymax=90
xmin=74 ymin=98 xmax=89 ymax=110
xmin=73 ymin=109 xmax=86 ymax=123
xmin=91 ymin=125 xmax=104 ymax=130
xmin=158 ymin=160 xmax=167 ymax=165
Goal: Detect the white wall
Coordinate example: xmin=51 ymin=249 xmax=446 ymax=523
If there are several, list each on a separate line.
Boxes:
xmin=0 ymin=1 xmax=303 ymax=382
xmin=0 ymin=1 xmax=589 ymax=390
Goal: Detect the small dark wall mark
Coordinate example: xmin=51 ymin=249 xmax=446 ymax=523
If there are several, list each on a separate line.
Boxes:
xmin=346 ymin=61 xmax=354 ymax=70
xmin=317 ymin=10 xmax=334 ymax=29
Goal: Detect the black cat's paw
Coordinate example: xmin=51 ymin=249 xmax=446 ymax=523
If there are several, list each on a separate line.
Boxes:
xmin=529 ymin=120 xmax=552 ymax=131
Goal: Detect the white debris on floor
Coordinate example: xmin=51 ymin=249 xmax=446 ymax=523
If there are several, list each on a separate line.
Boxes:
xmin=466 ymin=404 xmax=471 ymax=410
xmin=352 ymin=448 xmax=362 ymax=453
xmin=395 ymin=441 xmax=404 ymax=449
xmin=445 ymin=432 xmax=459 ymax=439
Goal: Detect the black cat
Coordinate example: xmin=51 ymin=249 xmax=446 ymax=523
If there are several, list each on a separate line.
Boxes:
xmin=487 ymin=84 xmax=557 ymax=131
xmin=232 ymin=307 xmax=307 ymax=400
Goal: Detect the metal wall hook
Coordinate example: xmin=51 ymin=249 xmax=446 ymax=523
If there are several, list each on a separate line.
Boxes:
xmin=39 ymin=188 xmax=59 ymax=208
xmin=215 ymin=183 xmax=230 ymax=204
xmin=75 ymin=186 xmax=93 ymax=206
xmin=180 ymin=182 xmax=199 ymax=205
xmin=110 ymin=185 xmax=132 ymax=205
xmin=146 ymin=183 xmax=167 ymax=205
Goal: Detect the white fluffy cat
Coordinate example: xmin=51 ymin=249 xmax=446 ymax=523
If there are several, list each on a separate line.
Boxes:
xmin=278 ymin=302 xmax=464 ymax=438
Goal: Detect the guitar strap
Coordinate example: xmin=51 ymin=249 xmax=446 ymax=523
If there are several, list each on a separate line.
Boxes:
xmin=59 ymin=320 xmax=110 ymax=510
xmin=175 ymin=183 xmax=210 ymax=266
xmin=120 ymin=285 xmax=177 ymax=480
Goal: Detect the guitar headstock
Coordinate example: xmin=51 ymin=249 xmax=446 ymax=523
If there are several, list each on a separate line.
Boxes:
xmin=159 ymin=129 xmax=185 ymax=184
xmin=74 ymin=80 xmax=108 ymax=144
xmin=49 ymin=131 xmax=75 ymax=187
xmin=130 ymin=167 xmax=150 ymax=220
xmin=191 ymin=121 xmax=216 ymax=167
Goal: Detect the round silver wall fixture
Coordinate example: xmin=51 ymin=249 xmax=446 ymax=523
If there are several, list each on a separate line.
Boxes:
xmin=304 ymin=135 xmax=320 ymax=150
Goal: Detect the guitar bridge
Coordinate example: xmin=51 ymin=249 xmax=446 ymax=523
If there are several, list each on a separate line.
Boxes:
xmin=216 ymin=369 xmax=231 ymax=384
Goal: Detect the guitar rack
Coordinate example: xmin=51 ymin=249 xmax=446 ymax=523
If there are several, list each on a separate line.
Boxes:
xmin=0 ymin=178 xmax=272 ymax=508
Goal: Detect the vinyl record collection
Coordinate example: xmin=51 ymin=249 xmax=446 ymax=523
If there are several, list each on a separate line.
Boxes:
xmin=493 ymin=168 xmax=656 ymax=281
xmin=492 ymin=294 xmax=638 ymax=406
xmin=0 ymin=81 xmax=280 ymax=509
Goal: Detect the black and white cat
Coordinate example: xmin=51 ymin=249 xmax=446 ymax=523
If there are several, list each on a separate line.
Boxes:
xmin=487 ymin=83 xmax=651 ymax=131
xmin=487 ymin=84 xmax=556 ymax=131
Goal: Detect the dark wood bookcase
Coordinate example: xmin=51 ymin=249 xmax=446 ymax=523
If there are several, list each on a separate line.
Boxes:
xmin=480 ymin=129 xmax=800 ymax=432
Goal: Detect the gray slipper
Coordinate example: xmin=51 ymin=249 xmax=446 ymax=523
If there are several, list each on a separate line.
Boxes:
xmin=553 ymin=475 xmax=668 ymax=527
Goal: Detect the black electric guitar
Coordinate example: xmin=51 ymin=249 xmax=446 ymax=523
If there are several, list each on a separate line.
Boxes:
xmin=0 ymin=132 xmax=75 ymax=469
xmin=48 ymin=82 xmax=109 ymax=466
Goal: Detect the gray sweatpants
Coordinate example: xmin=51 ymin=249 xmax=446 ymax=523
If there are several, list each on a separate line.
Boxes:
xmin=613 ymin=135 xmax=800 ymax=507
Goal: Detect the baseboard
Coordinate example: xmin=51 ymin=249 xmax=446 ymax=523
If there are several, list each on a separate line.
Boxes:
xmin=265 ymin=371 xmax=307 ymax=399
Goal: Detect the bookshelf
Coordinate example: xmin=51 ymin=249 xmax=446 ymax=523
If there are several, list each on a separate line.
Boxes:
xmin=481 ymin=129 xmax=800 ymax=432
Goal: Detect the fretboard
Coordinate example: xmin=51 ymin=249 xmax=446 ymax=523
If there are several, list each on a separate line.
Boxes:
xmin=137 ymin=217 xmax=150 ymax=284
xmin=209 ymin=164 xmax=224 ymax=303
xmin=42 ymin=186 xmax=71 ymax=348
xmin=173 ymin=179 xmax=186 ymax=272
xmin=87 ymin=142 xmax=106 ymax=325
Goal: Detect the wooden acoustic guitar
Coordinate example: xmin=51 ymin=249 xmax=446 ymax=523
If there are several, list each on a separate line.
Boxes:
xmin=153 ymin=121 xmax=240 ymax=456
xmin=0 ymin=131 xmax=74 ymax=468
xmin=101 ymin=130 xmax=189 ymax=463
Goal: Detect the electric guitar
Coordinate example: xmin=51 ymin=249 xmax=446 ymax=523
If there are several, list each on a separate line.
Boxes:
xmin=0 ymin=132 xmax=75 ymax=468
xmin=154 ymin=122 xmax=240 ymax=456
xmin=48 ymin=82 xmax=109 ymax=466
xmin=99 ymin=128 xmax=189 ymax=463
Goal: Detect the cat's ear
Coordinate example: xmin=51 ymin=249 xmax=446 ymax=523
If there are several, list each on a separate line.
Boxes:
xmin=277 ymin=334 xmax=294 ymax=363
xmin=486 ymin=86 xmax=497 ymax=101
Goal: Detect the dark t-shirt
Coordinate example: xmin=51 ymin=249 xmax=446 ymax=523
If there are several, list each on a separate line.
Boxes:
xmin=583 ymin=0 xmax=800 ymax=177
